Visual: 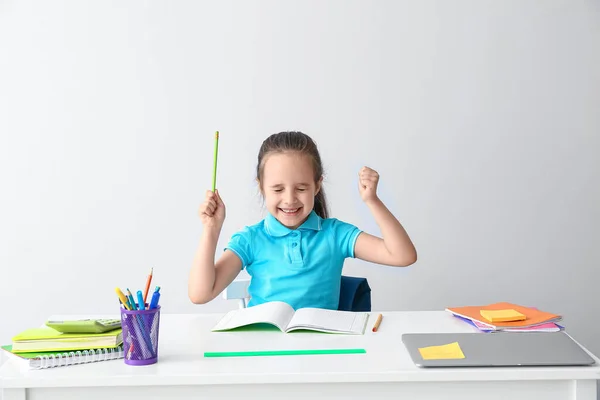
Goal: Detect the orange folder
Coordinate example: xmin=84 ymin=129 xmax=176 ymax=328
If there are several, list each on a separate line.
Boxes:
xmin=446 ymin=302 xmax=561 ymax=328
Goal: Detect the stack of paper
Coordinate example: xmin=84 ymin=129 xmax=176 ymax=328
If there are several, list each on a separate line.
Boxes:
xmin=447 ymin=302 xmax=563 ymax=333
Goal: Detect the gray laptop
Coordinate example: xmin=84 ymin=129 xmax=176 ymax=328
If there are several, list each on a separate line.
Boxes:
xmin=402 ymin=332 xmax=596 ymax=367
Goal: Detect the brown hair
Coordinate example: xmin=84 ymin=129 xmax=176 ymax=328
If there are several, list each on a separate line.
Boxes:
xmin=256 ymin=131 xmax=329 ymax=219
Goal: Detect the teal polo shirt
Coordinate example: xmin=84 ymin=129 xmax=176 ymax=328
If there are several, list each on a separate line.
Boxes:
xmin=225 ymin=210 xmax=362 ymax=310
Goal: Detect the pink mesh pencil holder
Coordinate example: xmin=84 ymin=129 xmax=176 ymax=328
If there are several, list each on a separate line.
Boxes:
xmin=120 ymin=306 xmax=161 ymax=365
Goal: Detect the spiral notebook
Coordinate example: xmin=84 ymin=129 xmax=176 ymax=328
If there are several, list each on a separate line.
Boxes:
xmin=1 ymin=344 xmax=124 ymax=369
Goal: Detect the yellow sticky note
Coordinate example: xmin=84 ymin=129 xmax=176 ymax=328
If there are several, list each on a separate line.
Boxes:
xmin=418 ymin=342 xmax=465 ymax=360
xmin=480 ymin=309 xmax=526 ymax=323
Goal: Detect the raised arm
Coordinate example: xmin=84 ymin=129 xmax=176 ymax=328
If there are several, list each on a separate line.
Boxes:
xmin=353 ymin=167 xmax=417 ymax=267
xmin=188 ymin=190 xmax=242 ymax=304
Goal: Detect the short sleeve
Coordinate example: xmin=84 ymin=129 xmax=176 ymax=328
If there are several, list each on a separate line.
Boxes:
xmin=332 ymin=219 xmax=362 ymax=258
xmin=224 ymin=227 xmax=254 ymax=268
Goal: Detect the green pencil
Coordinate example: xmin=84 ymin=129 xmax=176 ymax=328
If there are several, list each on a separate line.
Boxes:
xmin=212 ymin=131 xmax=219 ymax=192
xmin=204 ymin=348 xmax=366 ymax=357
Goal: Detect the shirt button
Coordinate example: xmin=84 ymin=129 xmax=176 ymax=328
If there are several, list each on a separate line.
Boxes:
xmin=292 ymin=243 xmax=298 ymax=247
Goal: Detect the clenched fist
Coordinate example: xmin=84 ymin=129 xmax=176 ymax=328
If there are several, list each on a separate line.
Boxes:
xmin=358 ymin=166 xmax=380 ymax=204
xmin=198 ymin=190 xmax=226 ymax=230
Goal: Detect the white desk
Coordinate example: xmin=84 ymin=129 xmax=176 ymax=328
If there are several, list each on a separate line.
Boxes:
xmin=1 ymin=311 xmax=599 ymax=400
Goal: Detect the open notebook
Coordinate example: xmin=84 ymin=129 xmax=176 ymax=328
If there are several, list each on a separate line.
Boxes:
xmin=212 ymin=301 xmax=369 ymax=334
xmin=1 ymin=344 xmax=124 ymax=369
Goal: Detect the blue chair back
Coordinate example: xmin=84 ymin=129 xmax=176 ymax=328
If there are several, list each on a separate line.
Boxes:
xmin=338 ymin=275 xmax=371 ymax=312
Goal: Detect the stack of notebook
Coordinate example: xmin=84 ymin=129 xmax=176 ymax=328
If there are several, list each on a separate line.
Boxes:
xmin=2 ymin=325 xmax=124 ymax=369
xmin=446 ymin=302 xmax=564 ymax=333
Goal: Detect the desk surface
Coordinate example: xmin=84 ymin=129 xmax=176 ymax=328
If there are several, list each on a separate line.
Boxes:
xmin=1 ymin=311 xmax=600 ymax=389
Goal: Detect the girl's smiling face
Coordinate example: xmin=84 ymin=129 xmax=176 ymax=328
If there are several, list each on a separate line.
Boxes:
xmin=259 ymin=152 xmax=322 ymax=229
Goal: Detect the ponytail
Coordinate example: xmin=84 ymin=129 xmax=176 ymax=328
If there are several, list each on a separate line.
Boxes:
xmin=314 ymin=190 xmax=328 ymax=219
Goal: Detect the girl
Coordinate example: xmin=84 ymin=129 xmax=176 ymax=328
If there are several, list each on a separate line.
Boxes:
xmin=188 ymin=131 xmax=416 ymax=309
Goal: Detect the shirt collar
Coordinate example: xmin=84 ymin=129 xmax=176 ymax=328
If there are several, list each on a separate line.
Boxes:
xmin=264 ymin=210 xmax=322 ymax=237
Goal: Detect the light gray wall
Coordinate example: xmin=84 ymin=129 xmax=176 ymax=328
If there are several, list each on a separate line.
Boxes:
xmin=1 ymin=0 xmax=599 ymax=394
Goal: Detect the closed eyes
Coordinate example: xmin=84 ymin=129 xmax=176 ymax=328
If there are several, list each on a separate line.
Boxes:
xmin=272 ymin=188 xmax=308 ymax=193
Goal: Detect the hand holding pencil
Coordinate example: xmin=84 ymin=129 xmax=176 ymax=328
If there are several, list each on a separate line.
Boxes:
xmin=199 ymin=189 xmax=226 ymax=229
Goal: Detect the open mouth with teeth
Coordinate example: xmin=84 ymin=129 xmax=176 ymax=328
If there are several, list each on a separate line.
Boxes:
xmin=279 ymin=207 xmax=302 ymax=216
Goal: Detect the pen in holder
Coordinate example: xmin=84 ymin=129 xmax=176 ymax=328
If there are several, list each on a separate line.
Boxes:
xmin=120 ymin=305 xmax=161 ymax=365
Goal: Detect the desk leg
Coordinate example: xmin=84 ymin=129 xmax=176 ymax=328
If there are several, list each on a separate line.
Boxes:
xmin=570 ymin=379 xmax=596 ymax=400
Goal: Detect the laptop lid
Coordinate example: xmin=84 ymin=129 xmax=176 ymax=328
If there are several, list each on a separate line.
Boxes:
xmin=402 ymin=332 xmax=596 ymax=368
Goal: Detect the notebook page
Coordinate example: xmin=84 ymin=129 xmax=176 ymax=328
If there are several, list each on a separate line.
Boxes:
xmin=212 ymin=301 xmax=295 ymax=332
xmin=288 ymin=308 xmax=368 ymax=334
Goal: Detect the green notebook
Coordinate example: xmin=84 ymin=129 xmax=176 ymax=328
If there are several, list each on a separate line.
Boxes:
xmin=11 ymin=327 xmax=123 ymax=353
